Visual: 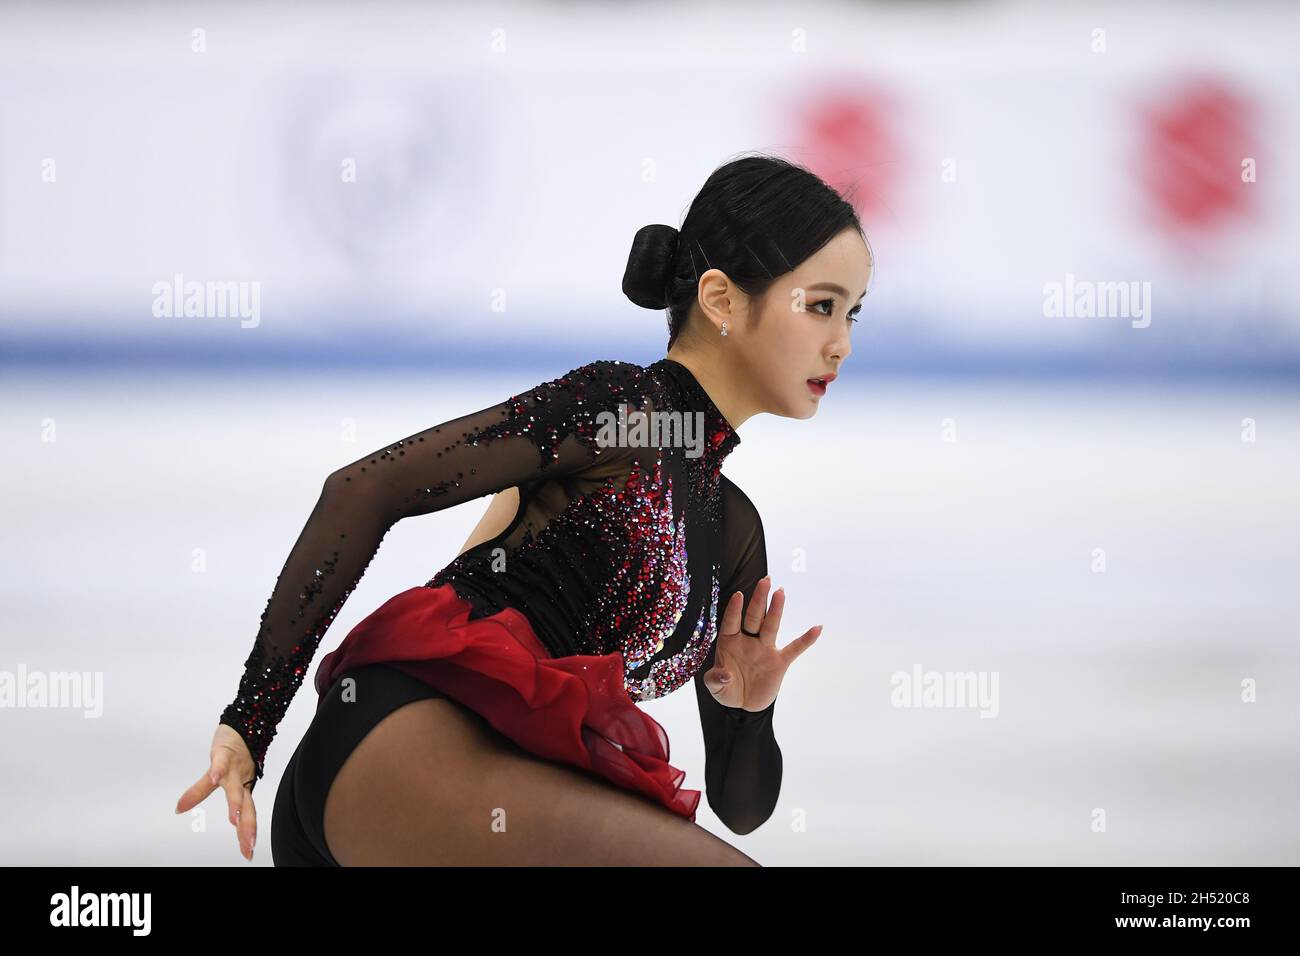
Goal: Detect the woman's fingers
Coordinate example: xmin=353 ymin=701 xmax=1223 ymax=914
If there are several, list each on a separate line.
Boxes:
xmin=779 ymin=624 xmax=824 ymax=668
xmin=220 ymin=775 xmax=243 ymax=828
xmin=760 ymin=586 xmax=786 ymax=645
xmin=173 ymin=734 xmax=236 ymax=814
xmin=742 ymin=576 xmax=772 ymax=635
xmin=220 ymin=775 xmax=254 ymax=860
xmin=189 ymin=728 xmax=258 ymax=859
xmin=174 ymin=770 xmax=215 ymax=815
xmin=238 ymin=790 xmax=258 ymax=861
xmin=210 ymin=744 xmax=241 ymax=825
xmin=720 ymin=588 xmax=745 ymax=637
xmin=699 ymin=661 xmax=733 ymax=697
xmin=209 ymin=743 xmax=231 ymax=787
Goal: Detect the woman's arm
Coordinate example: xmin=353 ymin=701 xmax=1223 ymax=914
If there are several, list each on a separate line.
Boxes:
xmin=219 ymin=360 xmax=652 ymax=787
xmin=693 ymin=478 xmax=782 ymax=834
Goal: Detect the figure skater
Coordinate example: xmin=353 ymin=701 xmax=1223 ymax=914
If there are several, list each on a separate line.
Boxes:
xmin=174 ymin=152 xmax=872 ymax=865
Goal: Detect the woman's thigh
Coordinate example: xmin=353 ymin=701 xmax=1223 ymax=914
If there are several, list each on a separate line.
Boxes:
xmin=322 ymin=696 xmax=758 ymax=866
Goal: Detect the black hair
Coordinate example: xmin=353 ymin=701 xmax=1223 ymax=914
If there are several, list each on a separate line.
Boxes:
xmin=622 ymin=151 xmax=866 ymax=349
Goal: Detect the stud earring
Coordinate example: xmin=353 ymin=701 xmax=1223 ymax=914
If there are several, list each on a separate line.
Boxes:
xmin=720 ymin=321 xmax=728 ymax=337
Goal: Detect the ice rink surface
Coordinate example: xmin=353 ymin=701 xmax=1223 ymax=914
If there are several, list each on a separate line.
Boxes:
xmin=3 ymin=367 xmax=1297 ymax=865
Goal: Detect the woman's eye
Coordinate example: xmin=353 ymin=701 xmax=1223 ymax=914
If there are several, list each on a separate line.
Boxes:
xmin=811 ymin=298 xmax=859 ymax=322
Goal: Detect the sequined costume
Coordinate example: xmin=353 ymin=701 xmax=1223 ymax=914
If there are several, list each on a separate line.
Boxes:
xmin=221 ymin=357 xmax=781 ymax=838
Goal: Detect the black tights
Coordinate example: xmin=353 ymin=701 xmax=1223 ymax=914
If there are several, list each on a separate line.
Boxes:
xmin=270 ymin=663 xmax=759 ymax=866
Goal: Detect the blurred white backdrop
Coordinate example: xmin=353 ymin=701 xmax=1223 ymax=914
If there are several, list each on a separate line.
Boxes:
xmin=1 ymin=0 xmax=1297 ymax=865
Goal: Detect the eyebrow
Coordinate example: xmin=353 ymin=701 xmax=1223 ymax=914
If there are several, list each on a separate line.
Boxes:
xmin=807 ymin=281 xmax=868 ymax=301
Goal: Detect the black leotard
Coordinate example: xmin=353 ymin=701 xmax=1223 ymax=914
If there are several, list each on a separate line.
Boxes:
xmin=219 ymin=356 xmax=780 ymax=833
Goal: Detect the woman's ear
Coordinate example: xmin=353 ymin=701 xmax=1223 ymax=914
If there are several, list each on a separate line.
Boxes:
xmin=696 ymin=268 xmax=734 ymax=333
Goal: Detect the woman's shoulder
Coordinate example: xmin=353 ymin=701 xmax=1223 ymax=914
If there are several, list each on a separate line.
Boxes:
xmin=526 ymin=357 xmax=664 ymax=419
xmin=517 ymin=357 xmax=655 ymax=406
xmin=502 ymin=359 xmax=657 ymax=465
xmin=720 ymin=474 xmax=764 ymax=526
xmin=546 ymin=357 xmax=651 ymax=383
xmin=718 ymin=475 xmax=766 ymax=586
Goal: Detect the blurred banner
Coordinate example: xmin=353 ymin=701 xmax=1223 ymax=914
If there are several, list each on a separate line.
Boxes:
xmin=1 ymin=1 xmax=1296 ymax=376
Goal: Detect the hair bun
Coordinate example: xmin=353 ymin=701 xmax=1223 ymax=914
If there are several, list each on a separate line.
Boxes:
xmin=622 ymin=224 xmax=680 ymax=310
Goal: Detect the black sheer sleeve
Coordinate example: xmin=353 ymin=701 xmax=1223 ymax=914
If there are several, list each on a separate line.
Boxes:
xmin=217 ymin=360 xmax=650 ymax=788
xmin=693 ymin=476 xmax=782 ymax=834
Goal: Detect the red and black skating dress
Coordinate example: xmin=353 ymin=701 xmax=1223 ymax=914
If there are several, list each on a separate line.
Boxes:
xmin=216 ymin=357 xmax=781 ymax=865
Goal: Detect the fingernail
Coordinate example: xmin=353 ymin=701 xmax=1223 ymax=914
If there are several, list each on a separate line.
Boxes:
xmin=210 ymin=770 xmax=220 ymax=786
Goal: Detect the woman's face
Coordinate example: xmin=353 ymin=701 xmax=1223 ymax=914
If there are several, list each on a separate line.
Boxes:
xmin=735 ymin=227 xmax=872 ymax=420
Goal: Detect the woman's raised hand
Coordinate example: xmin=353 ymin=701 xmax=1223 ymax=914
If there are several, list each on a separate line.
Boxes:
xmin=700 ymin=575 xmax=822 ymax=712
xmin=174 ymin=725 xmax=259 ymax=861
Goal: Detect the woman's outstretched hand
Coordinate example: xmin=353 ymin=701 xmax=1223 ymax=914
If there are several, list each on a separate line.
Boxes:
xmin=174 ymin=725 xmax=259 ymax=861
xmin=701 ymin=575 xmax=822 ymax=712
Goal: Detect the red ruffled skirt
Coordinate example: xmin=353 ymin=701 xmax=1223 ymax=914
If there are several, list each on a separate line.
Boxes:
xmin=313 ymin=583 xmax=701 ymax=822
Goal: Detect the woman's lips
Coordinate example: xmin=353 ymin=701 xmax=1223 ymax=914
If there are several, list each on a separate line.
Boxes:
xmin=807 ymin=378 xmax=827 ymax=397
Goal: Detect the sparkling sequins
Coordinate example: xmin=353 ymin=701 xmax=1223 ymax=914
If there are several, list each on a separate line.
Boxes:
xmin=429 ymin=357 xmax=742 ymax=700
xmin=636 ymin=567 xmax=722 ymax=701
xmin=220 ymin=356 xmax=742 ymax=780
xmin=430 ymin=455 xmax=692 ymax=670
xmin=219 ymin=530 xmax=377 ymax=782
xmin=558 ymin=457 xmax=689 ymax=667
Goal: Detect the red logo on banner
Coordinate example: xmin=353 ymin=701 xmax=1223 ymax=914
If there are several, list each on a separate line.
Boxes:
xmin=1138 ymin=78 xmax=1256 ymax=240
xmin=791 ymin=87 xmax=903 ymax=228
